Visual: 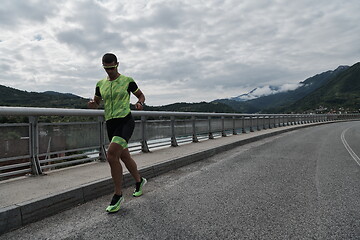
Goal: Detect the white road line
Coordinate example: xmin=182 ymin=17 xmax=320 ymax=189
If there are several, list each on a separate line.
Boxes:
xmin=341 ymin=128 xmax=360 ymax=167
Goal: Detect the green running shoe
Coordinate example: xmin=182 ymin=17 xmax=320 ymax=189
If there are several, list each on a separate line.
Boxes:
xmin=133 ymin=178 xmax=147 ymax=197
xmin=106 ymin=194 xmax=124 ymax=213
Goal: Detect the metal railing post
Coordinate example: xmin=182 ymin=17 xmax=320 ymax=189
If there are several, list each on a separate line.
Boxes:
xmin=242 ymin=116 xmax=246 ymax=133
xmin=141 ymin=116 xmax=150 ymax=152
xmin=208 ymin=116 xmax=214 ymax=139
xmin=171 ymin=116 xmax=178 ymax=147
xmin=98 ymin=116 xmax=106 ymax=161
xmin=257 ymin=116 xmax=261 ymax=131
xmin=263 ymin=116 xmax=267 ymax=130
xmin=29 ymin=116 xmax=42 ymax=175
xmin=268 ymin=116 xmax=272 ymax=129
xmin=250 ymin=116 xmax=254 ymax=132
xmin=283 ymin=115 xmax=286 ymax=126
xmin=232 ymin=116 xmax=237 ymax=135
xmin=221 ymin=116 xmax=227 ymax=137
xmin=192 ymin=116 xmax=199 ymax=142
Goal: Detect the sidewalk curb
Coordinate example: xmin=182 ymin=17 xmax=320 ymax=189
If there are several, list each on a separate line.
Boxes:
xmin=0 ymin=121 xmax=338 ymax=235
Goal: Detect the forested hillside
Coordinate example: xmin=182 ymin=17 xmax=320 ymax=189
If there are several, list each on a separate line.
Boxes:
xmin=0 ymin=86 xmax=88 ymax=109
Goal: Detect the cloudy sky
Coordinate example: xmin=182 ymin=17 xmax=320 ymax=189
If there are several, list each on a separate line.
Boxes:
xmin=1 ymin=0 xmax=359 ymax=106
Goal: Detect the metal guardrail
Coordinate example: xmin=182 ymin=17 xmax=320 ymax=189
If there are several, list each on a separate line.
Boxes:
xmin=1 ymin=106 xmax=359 ymax=180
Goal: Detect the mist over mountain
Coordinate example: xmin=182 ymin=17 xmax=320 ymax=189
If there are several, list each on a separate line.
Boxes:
xmin=230 ymin=86 xmax=282 ymax=101
xmin=233 ymin=65 xmax=349 ymax=102
xmin=214 ymin=64 xmax=353 ymax=113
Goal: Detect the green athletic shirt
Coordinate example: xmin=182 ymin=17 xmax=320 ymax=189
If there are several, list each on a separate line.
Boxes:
xmin=95 ymin=75 xmax=139 ymax=121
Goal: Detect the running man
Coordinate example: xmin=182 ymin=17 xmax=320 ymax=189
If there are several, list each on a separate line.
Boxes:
xmin=88 ymin=53 xmax=147 ymax=213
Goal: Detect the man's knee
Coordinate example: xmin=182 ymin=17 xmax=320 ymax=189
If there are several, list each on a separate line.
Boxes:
xmin=107 ymin=141 xmax=124 ymax=162
xmin=120 ymin=149 xmax=132 ymax=162
xmin=107 ymin=149 xmax=119 ymax=163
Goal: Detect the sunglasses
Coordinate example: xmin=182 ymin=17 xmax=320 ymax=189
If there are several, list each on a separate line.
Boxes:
xmin=103 ymin=64 xmax=118 ymax=70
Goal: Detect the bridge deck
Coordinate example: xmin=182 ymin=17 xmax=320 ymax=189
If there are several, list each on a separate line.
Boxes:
xmin=0 ymin=121 xmax=332 ymax=234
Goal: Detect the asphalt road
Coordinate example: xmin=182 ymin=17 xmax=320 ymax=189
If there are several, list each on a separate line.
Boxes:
xmin=2 ymin=121 xmax=360 ymax=240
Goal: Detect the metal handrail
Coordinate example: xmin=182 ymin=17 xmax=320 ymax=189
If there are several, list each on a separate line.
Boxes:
xmin=1 ymin=106 xmax=359 ymax=180
xmin=0 ymin=106 xmax=346 ymax=118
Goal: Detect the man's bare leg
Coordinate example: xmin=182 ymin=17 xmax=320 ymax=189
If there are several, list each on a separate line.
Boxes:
xmin=120 ymin=148 xmax=141 ymax=182
xmin=121 ymin=148 xmax=146 ymax=197
xmin=107 ymin=142 xmax=123 ymax=195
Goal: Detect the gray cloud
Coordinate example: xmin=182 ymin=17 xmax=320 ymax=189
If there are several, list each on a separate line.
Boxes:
xmin=0 ymin=0 xmax=359 ymax=106
xmin=0 ymin=0 xmax=59 ymax=29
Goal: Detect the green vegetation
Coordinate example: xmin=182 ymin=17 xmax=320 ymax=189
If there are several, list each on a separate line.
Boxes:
xmin=0 ymin=85 xmax=239 ymax=115
xmin=146 ymin=102 xmax=237 ymax=113
xmin=215 ymin=63 xmax=359 ymax=114
xmin=282 ymin=62 xmax=360 ymax=113
xmin=0 ymin=86 xmax=88 ymax=109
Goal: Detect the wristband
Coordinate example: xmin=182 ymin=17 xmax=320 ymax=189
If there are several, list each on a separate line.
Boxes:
xmin=137 ymin=101 xmax=144 ymax=106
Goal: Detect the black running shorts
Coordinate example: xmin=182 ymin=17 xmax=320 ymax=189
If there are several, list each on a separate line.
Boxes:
xmin=106 ymin=113 xmax=135 ymax=148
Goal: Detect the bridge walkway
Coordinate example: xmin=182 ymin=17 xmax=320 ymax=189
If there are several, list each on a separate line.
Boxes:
xmin=0 ymin=121 xmax=331 ymax=234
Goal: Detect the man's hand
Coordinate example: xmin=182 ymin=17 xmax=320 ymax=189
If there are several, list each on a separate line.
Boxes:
xmin=134 ymin=89 xmax=145 ymax=111
xmin=135 ymin=102 xmax=144 ymax=110
xmin=88 ymin=99 xmax=99 ymax=109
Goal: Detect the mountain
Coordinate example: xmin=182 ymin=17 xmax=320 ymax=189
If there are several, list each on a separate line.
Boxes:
xmin=214 ymin=65 xmax=351 ymax=113
xmin=145 ymin=102 xmax=237 ymax=113
xmin=282 ymin=62 xmax=360 ymax=113
xmin=1 ymin=62 xmax=358 ymax=114
xmin=0 ymin=85 xmax=88 ymax=109
xmin=42 ymin=91 xmax=81 ymax=98
xmin=0 ymin=85 xmax=237 ymax=113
